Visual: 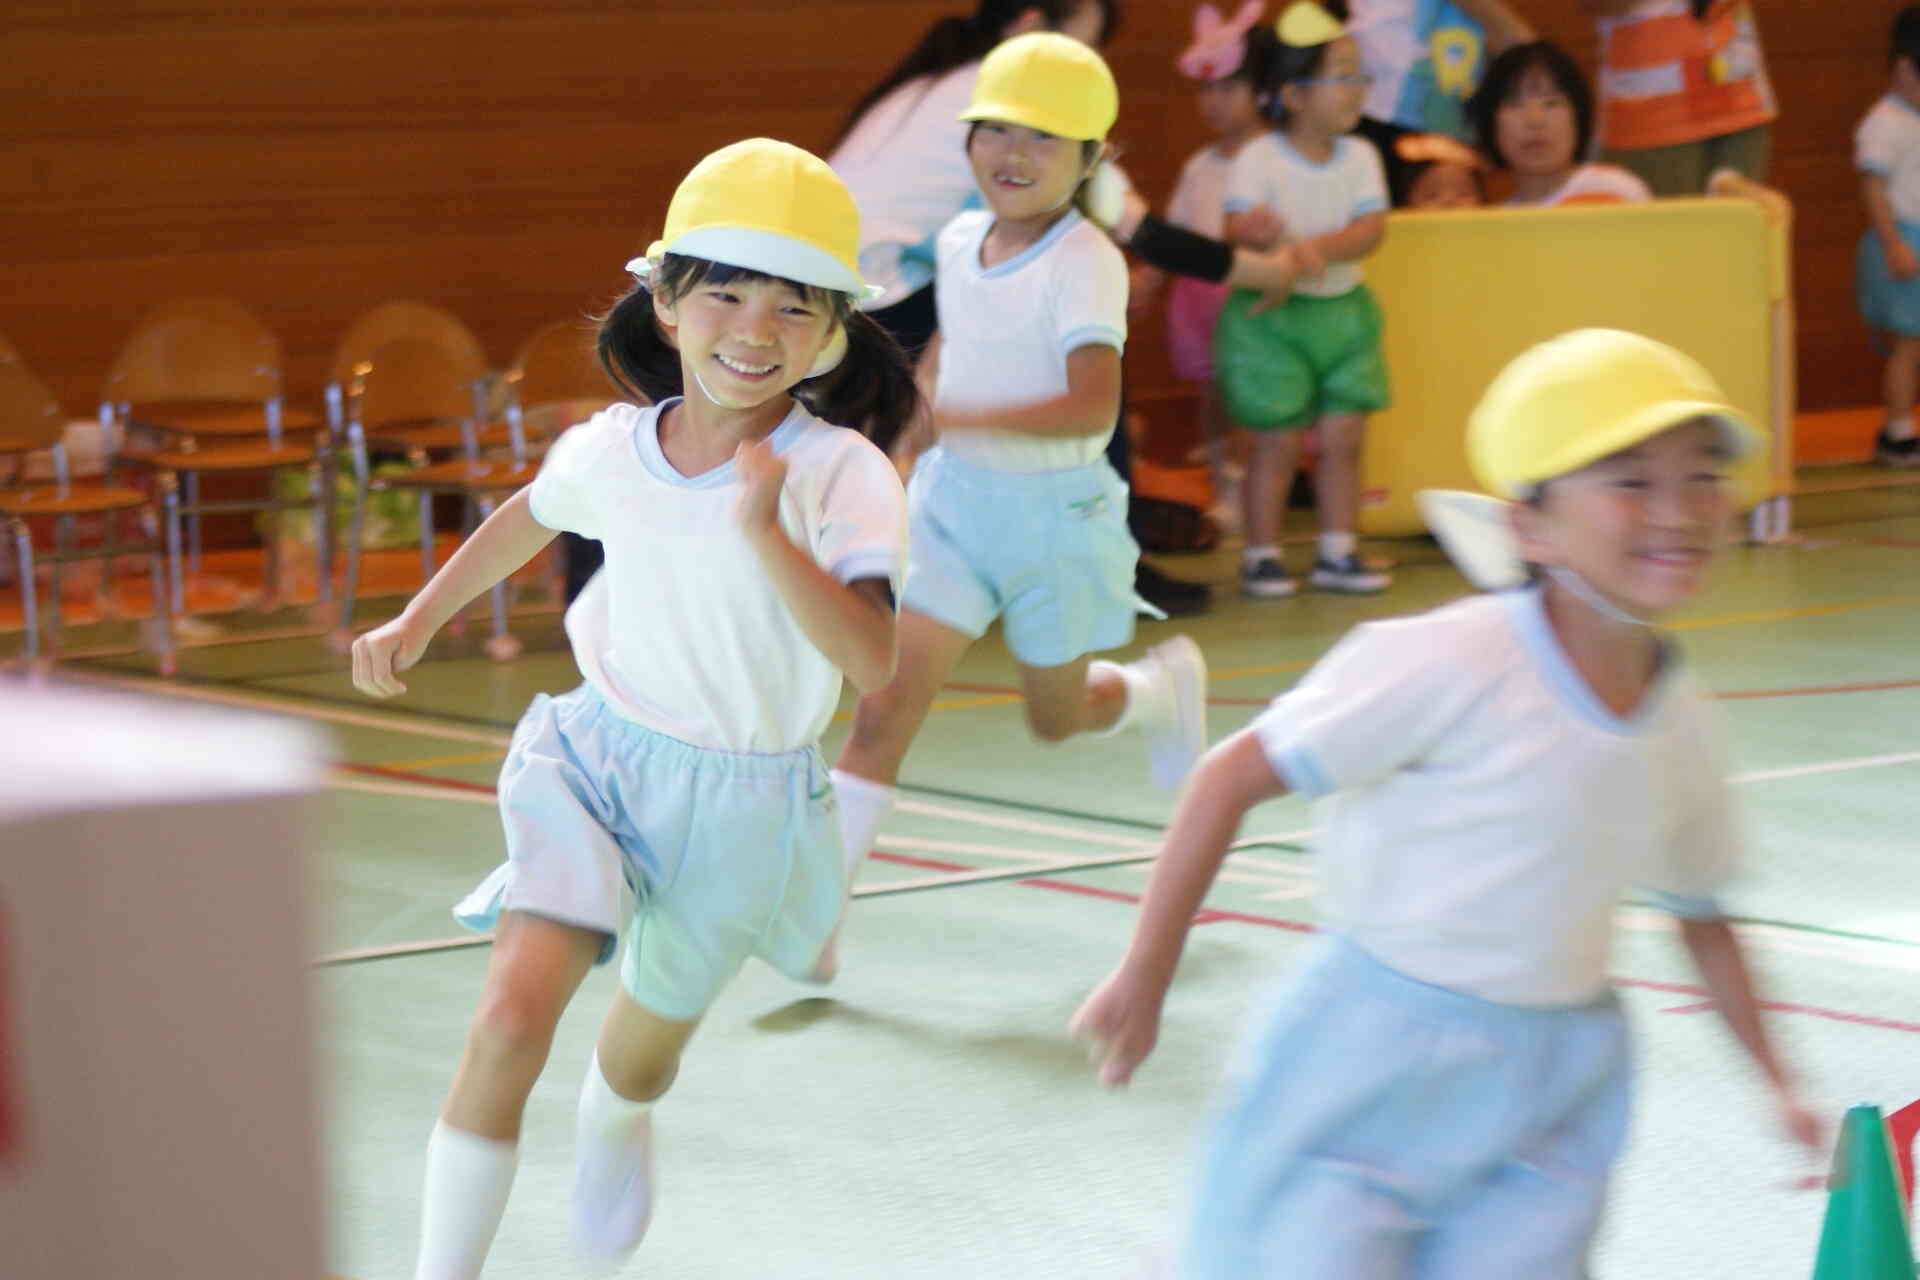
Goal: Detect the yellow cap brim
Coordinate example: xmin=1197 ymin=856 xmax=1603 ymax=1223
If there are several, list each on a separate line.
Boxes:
xmin=958 ymin=102 xmax=1105 ymax=142
xmin=645 ymin=225 xmax=881 ymax=301
xmin=1501 ymin=400 xmax=1768 ymax=504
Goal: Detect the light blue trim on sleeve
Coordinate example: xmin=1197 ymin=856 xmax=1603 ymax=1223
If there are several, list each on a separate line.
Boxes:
xmin=1060 ymin=323 xmax=1125 ymax=355
xmin=831 ymin=549 xmax=901 ymax=588
xmin=1352 ymin=197 xmax=1388 ymax=216
xmin=1221 ymin=197 xmax=1257 ymax=214
xmin=1253 ymin=712 xmax=1335 ymax=796
xmin=1859 ymin=161 xmax=1892 ymax=176
xmin=1642 ymin=889 xmax=1726 ymax=920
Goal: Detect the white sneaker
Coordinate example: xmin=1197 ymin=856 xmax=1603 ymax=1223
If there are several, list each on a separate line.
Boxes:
xmin=1131 ymin=636 xmax=1208 ymax=789
xmin=572 ymin=1108 xmax=655 ymax=1266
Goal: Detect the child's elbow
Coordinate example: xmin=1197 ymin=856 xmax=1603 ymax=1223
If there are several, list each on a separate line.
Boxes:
xmin=845 ymin=633 xmax=898 ymax=695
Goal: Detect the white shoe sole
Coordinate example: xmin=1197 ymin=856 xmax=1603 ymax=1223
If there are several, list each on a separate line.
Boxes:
xmin=1145 ymin=636 xmax=1207 ymax=790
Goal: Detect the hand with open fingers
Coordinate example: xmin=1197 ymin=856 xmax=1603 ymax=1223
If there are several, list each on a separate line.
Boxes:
xmin=1774 ymin=1086 xmax=1826 ymax=1157
xmin=352 ymin=616 xmax=427 ymax=698
xmin=1891 ymin=239 xmax=1920 ymax=282
xmin=1069 ymin=965 xmax=1168 ymax=1089
xmin=1289 ymin=236 xmax=1327 ymax=279
xmin=735 ymin=438 xmax=788 ymax=537
xmin=1236 ymin=205 xmax=1287 ymax=252
xmin=1246 ymin=247 xmax=1302 ymax=315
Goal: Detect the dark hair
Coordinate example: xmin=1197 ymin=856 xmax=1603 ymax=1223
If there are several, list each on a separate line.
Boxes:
xmin=1255 ymin=29 xmax=1337 ymax=126
xmin=1224 ymin=23 xmax=1280 ymax=89
xmin=833 ymin=1 xmax=1124 ymax=149
xmin=597 ymin=255 xmax=921 ymax=452
xmin=1465 ymin=40 xmax=1594 ymax=172
xmin=1895 ymin=5 xmax=1920 ymax=72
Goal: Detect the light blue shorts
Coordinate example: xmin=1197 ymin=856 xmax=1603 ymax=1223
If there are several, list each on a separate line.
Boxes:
xmin=454 ymin=683 xmax=842 ymax=1021
xmin=901 ymin=446 xmax=1139 ymax=668
xmin=1181 ymin=936 xmax=1631 ymax=1280
xmin=1858 ymin=223 xmax=1920 ymax=338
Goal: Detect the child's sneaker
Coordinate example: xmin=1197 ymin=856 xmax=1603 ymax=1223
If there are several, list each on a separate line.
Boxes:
xmin=1131 ymin=636 xmax=1208 ymax=790
xmin=1240 ymin=557 xmax=1297 ymax=598
xmin=1874 ymin=428 xmax=1920 ymax=468
xmin=1310 ymin=553 xmax=1391 ymax=594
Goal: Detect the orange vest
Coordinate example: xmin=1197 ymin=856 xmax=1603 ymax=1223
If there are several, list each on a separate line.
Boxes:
xmin=1595 ymin=1 xmax=1777 ymax=152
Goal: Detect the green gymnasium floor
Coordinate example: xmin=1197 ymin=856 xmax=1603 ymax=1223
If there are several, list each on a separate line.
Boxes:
xmin=34 ymin=482 xmax=1920 ymax=1279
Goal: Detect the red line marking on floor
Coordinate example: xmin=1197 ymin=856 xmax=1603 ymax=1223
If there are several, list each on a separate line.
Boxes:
xmin=1660 ymin=1000 xmax=1718 ymax=1014
xmin=339 ymin=761 xmax=496 ymax=794
xmin=346 ymin=769 xmax=1920 ymax=1038
xmin=1715 ymin=678 xmax=1920 ymax=700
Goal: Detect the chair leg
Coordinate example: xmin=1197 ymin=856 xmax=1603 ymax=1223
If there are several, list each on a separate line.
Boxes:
xmin=186 ymin=470 xmax=202 ymax=574
xmin=418 ymin=490 xmax=436 ymax=584
xmin=162 ymin=471 xmax=186 ymax=618
xmin=314 ymin=453 xmax=334 ymax=607
xmin=47 ymin=514 xmax=68 ymax=658
xmin=338 ymin=431 xmax=370 ymax=637
xmin=142 ymin=507 xmax=176 ymax=676
xmin=10 ymin=517 xmax=36 ymax=661
xmin=477 ymin=496 xmax=519 ymax=662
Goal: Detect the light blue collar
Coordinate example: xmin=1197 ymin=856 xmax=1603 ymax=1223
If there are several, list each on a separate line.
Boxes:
xmin=1500 ymin=586 xmax=1674 ymax=735
xmin=973 ymin=208 xmax=1084 ymax=278
xmin=632 ymin=397 xmax=809 ymax=490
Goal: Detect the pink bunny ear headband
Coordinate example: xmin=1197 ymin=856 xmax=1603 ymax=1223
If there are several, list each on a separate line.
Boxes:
xmin=1177 ymin=1 xmax=1265 ymax=81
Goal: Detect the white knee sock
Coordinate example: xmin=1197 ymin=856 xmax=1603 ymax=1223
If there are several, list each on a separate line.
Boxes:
xmin=1089 ymin=659 xmax=1151 ymax=736
xmin=830 ymin=769 xmax=897 ymax=881
xmin=572 ymin=1052 xmax=656 ymax=1263
xmin=1319 ymin=530 xmax=1356 ymax=562
xmin=416 ymin=1120 xmax=517 ymax=1280
xmin=1887 ymin=413 xmax=1916 ymax=442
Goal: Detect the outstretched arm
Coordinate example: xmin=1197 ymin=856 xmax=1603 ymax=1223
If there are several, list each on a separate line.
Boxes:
xmin=1678 ymin=917 xmax=1823 ymax=1154
xmin=1071 ymin=729 xmax=1290 ymax=1086
xmin=352 ymin=487 xmax=557 ymax=696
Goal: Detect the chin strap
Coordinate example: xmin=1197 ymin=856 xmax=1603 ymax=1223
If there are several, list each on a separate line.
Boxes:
xmin=1543 ymin=565 xmax=1654 ymax=627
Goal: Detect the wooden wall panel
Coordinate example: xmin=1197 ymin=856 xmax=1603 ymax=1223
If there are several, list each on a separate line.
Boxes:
xmin=0 ymin=0 xmax=1897 ymax=432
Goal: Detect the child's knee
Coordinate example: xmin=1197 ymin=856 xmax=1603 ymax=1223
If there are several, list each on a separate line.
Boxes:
xmin=1024 ymin=702 xmax=1081 ymax=742
xmin=599 ymin=1050 xmax=681 ymax=1103
xmin=467 ymin=987 xmax=566 ymax=1067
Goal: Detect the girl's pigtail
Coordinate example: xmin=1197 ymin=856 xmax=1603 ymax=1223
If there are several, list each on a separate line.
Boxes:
xmin=596 ymin=284 xmax=683 ymax=406
xmin=793 ymin=309 xmax=921 ymax=454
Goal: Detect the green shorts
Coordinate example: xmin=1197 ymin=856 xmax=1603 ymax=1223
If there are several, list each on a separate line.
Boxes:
xmin=1213 ymin=285 xmax=1390 ymax=432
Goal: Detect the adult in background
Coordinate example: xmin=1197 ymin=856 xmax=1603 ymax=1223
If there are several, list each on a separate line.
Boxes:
xmin=1341 ymin=0 xmax=1537 ymax=205
xmin=1579 ymin=0 xmax=1776 ymax=195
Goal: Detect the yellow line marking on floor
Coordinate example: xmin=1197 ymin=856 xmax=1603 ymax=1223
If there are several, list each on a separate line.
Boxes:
xmin=1669 ymin=593 xmax=1920 ymax=631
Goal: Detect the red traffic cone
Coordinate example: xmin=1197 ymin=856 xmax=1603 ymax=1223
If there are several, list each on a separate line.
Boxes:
xmin=1812 ymin=1105 xmax=1916 ymax=1279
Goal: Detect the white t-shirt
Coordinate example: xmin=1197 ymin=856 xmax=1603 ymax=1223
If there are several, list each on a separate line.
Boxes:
xmin=1350 ymin=0 xmax=1490 ymax=137
xmin=932 ymin=208 xmax=1128 ymax=473
xmin=1223 ymin=133 xmax=1390 ymax=297
xmin=1857 ymin=93 xmax=1920 ymax=226
xmin=1507 ymin=163 xmax=1653 ymax=208
xmin=830 ymin=65 xmax=983 ymax=311
xmin=1167 ymin=144 xmax=1237 ymax=240
xmin=529 ymin=400 xmax=906 ymax=754
xmin=1254 ymin=590 xmax=1741 ymax=1008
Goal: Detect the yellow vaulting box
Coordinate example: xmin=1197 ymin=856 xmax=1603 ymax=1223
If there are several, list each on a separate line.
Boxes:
xmin=1359 ymin=188 xmax=1794 ymax=537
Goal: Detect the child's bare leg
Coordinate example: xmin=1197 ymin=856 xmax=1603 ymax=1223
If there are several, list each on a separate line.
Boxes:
xmin=1309 ymin=411 xmax=1366 ymax=538
xmin=444 ymin=911 xmax=603 ymax=1137
xmin=1885 ymin=337 xmax=1920 ymax=433
xmin=418 ymin=911 xmax=602 ymax=1280
xmin=570 ymin=991 xmax=703 ymax=1261
xmin=1020 ymin=655 xmax=1122 ymax=740
xmin=1308 ymin=412 xmax=1390 ymax=592
xmin=1240 ymin=427 xmax=1300 ymax=554
xmin=835 ymin=608 xmax=976 ymax=787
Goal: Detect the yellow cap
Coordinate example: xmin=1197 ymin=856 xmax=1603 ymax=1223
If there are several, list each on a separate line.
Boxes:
xmin=959 ymin=32 xmax=1119 ymax=142
xmin=1276 ymin=1 xmax=1344 ymax=48
xmin=1467 ymin=328 xmax=1768 ymax=498
xmin=641 ymin=138 xmax=876 ymax=299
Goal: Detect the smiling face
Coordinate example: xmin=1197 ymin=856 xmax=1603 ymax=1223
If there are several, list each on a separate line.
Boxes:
xmin=1514 ymin=417 xmax=1735 ymax=618
xmin=1496 ymin=64 xmax=1579 ymax=179
xmin=966 ymin=119 xmax=1095 ymax=222
xmin=654 ymin=272 xmax=837 ymax=413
